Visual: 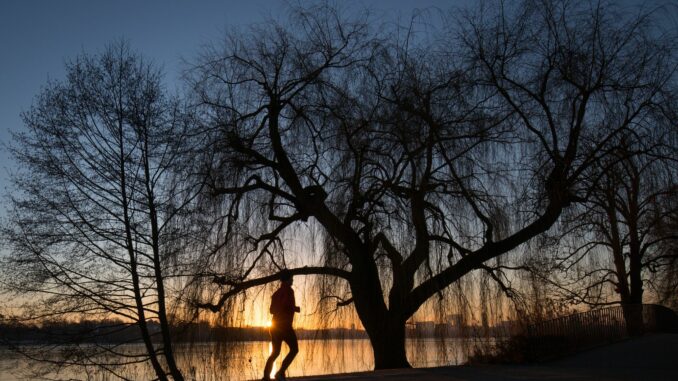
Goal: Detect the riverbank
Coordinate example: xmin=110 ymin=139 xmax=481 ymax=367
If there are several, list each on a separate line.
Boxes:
xmin=291 ymin=334 xmax=678 ymax=381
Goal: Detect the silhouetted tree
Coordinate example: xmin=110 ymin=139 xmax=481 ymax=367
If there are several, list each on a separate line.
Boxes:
xmin=0 ymin=42 xmax=198 ymax=380
xmin=536 ymin=139 xmax=677 ymax=333
xmin=496 ymin=0 xmax=678 ymax=332
xmin=189 ymin=1 xmax=676 ymax=368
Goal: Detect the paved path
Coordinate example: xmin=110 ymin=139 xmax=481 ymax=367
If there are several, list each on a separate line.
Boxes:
xmin=292 ymin=334 xmax=678 ymax=381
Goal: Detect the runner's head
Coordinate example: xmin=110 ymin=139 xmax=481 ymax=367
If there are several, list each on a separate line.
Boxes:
xmin=280 ymin=270 xmax=293 ymax=286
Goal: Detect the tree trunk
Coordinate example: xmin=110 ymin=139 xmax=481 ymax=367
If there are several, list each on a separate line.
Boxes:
xmin=142 ymin=135 xmax=184 ymax=381
xmin=348 ymin=256 xmax=411 ymax=369
xmin=354 ymin=289 xmax=410 ymax=368
xmin=118 ymin=123 xmax=168 ymax=381
xmin=625 ymin=219 xmax=644 ymax=336
xmin=366 ymin=316 xmax=410 ymax=369
xmin=622 ymin=302 xmax=644 ymax=336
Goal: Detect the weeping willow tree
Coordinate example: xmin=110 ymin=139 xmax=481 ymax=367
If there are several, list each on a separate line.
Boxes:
xmin=186 ymin=0 xmax=677 ymax=369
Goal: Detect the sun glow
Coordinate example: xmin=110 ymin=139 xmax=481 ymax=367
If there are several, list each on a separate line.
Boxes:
xmin=265 ymin=320 xmax=272 ymax=328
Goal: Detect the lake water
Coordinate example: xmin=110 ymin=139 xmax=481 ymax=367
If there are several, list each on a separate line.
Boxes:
xmin=0 ymin=338 xmax=485 ymax=380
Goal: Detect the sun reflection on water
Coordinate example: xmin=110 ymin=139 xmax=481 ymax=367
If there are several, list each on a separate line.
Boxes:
xmin=268 ymin=341 xmax=278 ymax=378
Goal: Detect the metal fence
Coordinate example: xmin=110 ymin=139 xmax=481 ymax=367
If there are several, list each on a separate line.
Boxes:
xmin=519 ymin=304 xmax=678 ymax=361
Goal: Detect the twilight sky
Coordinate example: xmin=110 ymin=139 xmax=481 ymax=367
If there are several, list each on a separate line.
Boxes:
xmin=0 ymin=0 xmax=672 ymax=328
xmin=0 ymin=0 xmax=473 ymax=218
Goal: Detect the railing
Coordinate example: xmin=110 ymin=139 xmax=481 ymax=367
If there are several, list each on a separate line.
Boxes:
xmin=518 ymin=304 xmax=678 ymax=361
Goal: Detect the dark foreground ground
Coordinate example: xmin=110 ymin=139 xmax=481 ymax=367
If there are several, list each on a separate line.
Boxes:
xmin=292 ymin=334 xmax=678 ymax=381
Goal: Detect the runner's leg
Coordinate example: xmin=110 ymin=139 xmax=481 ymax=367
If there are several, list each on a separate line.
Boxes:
xmin=277 ymin=328 xmax=298 ymax=375
xmin=263 ymin=328 xmax=283 ymax=379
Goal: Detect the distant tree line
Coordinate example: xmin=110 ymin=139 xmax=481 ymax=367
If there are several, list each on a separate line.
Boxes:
xmin=0 ymin=319 xmax=368 ymax=344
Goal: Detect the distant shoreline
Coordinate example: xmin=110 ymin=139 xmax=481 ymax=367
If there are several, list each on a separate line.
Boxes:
xmin=2 ymin=320 xmax=505 ymax=346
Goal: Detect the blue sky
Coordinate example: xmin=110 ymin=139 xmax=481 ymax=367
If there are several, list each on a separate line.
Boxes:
xmin=0 ymin=0 xmax=470 ymax=217
xmin=0 ymin=0 xmax=670 ymax=219
xmin=0 ymin=0 xmax=469 ymax=214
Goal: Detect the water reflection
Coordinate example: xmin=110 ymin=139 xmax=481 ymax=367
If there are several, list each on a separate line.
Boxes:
xmin=0 ymin=338 xmax=480 ymax=380
xmin=268 ymin=341 xmax=277 ymax=379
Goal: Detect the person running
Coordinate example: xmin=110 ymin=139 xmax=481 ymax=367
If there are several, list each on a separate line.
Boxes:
xmin=263 ymin=270 xmax=300 ymax=381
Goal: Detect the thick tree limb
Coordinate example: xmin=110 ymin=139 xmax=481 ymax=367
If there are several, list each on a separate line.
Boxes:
xmin=197 ymin=266 xmax=352 ymax=312
xmin=406 ymin=194 xmax=566 ymax=316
